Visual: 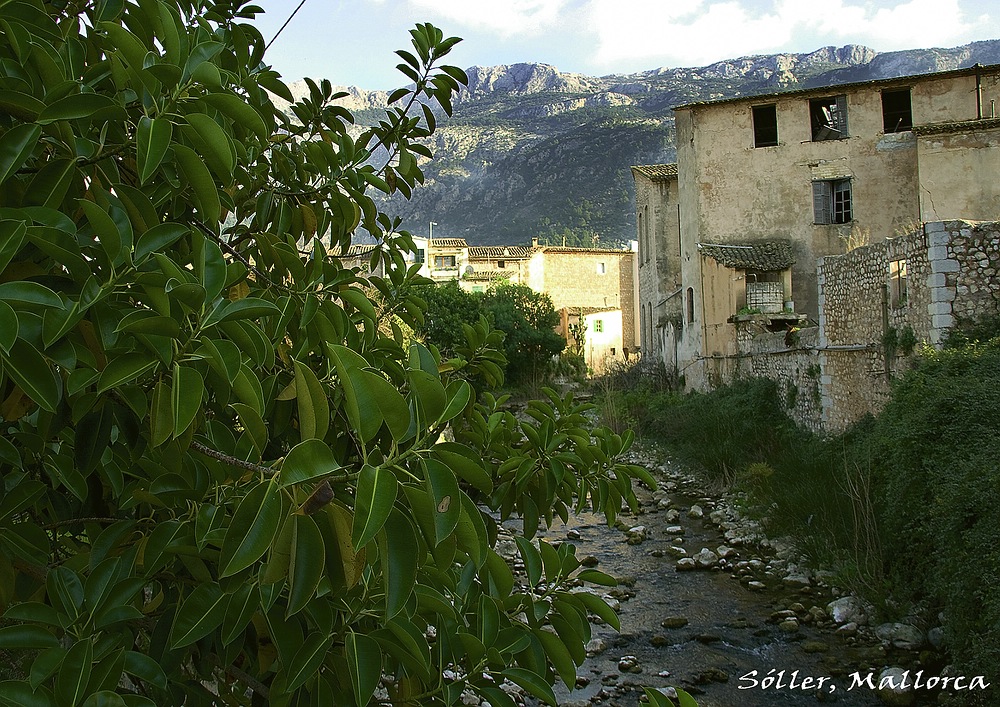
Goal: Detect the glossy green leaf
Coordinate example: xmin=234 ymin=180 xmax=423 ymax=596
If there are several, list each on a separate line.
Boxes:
xmin=346 ymin=632 xmax=382 ymax=707
xmin=536 ymin=628 xmax=576 ymax=689
xmin=571 ymin=590 xmax=621 ymax=631
xmin=184 ymin=112 xmax=234 ymax=180
xmin=514 ymin=537 xmax=542 ymax=587
xmin=0 ymin=280 xmax=62 ymax=309
xmin=78 ymin=200 xmax=123 ymax=265
xmin=286 ymin=514 xmax=324 ymax=616
xmin=123 ymin=651 xmax=168 ymax=691
xmin=352 ymin=464 xmax=397 ymax=550
xmin=439 ymin=379 xmax=472 ymax=423
xmin=278 ymin=439 xmax=340 ymax=487
xmin=502 ymin=668 xmax=556 ymax=706
xmin=0 ymin=680 xmax=54 ymax=707
xmin=221 ymin=584 xmax=259 ymax=646
xmin=378 ymin=510 xmax=418 ymax=619
xmin=576 ymin=569 xmax=617 ymax=586
xmin=0 ymin=625 xmax=59 ymax=649
xmin=82 ymin=691 xmax=127 ymax=707
xmin=97 ymin=352 xmax=158 ymax=393
xmin=284 ymin=632 xmax=331 ymax=693
xmin=169 ymin=583 xmax=227 ymax=647
xmin=37 ymin=93 xmax=117 ymax=124
xmin=136 ymin=116 xmax=171 ymax=184
xmin=0 ymin=301 xmax=18 ymax=353
xmin=149 ymin=379 xmax=173 ymax=446
xmin=206 ymin=297 xmax=281 ymax=326
xmin=171 ymin=364 xmax=203 ymax=437
xmin=423 ymin=458 xmax=460 ymax=545
xmin=0 ymin=123 xmax=41 ymax=185
xmin=134 ymin=223 xmax=188 ymax=265
xmin=431 ymin=444 xmax=493 ymax=494
xmin=0 ymin=339 xmax=59 ymax=412
xmin=293 ymin=359 xmax=329 ymax=441
xmin=55 ymin=640 xmax=93 ymax=707
xmin=231 ymin=402 xmax=267 ymax=457
xmin=173 ymin=143 xmax=221 ymax=224
xmin=201 ymin=92 xmax=269 ymax=141
xmin=0 ymin=219 xmax=27 ymax=275
xmin=219 ymin=479 xmax=283 ymax=577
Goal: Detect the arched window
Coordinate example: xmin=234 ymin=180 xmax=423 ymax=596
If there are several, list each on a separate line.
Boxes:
xmin=686 ymin=287 xmax=695 ymax=324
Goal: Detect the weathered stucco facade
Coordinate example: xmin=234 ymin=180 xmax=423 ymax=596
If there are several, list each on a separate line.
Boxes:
xmin=638 ymin=63 xmax=1000 ymax=392
xmin=631 ymin=165 xmax=682 ymax=371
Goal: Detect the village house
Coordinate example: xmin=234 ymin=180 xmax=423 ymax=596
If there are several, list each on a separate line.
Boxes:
xmin=404 ymin=233 xmax=639 ymax=374
xmin=636 ymin=62 xmax=1000 ymax=394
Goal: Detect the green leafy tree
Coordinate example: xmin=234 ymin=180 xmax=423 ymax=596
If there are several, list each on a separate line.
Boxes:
xmin=482 ymin=283 xmax=565 ymax=386
xmin=0 ymin=1 xmax=663 ymax=706
xmin=415 ymin=282 xmax=565 ymax=387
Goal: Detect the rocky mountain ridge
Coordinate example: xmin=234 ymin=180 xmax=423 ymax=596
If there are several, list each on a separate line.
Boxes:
xmin=281 ymin=40 xmax=1000 ymax=246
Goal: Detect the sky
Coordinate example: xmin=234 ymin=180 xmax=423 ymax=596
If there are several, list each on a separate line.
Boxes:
xmin=251 ymin=0 xmax=1000 ymax=89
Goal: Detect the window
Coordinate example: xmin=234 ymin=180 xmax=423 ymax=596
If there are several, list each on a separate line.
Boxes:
xmin=752 ymin=104 xmax=778 ymax=147
xmin=810 ymin=95 xmax=848 ymax=141
xmin=890 ymin=259 xmax=908 ymax=307
xmin=882 ymin=89 xmax=912 ymax=133
xmin=686 ymin=287 xmax=695 ymax=324
xmin=592 ymin=319 xmax=604 ymax=334
xmin=813 ymin=179 xmax=852 ymax=224
xmin=596 ymin=262 xmax=606 ymax=275
xmin=497 ymin=260 xmax=505 ymax=269
xmin=415 ymin=248 xmax=425 ymax=263
xmin=434 ymin=255 xmax=456 ymax=268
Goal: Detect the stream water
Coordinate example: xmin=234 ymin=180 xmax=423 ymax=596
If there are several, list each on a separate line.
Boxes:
xmin=508 ymin=446 xmax=947 ymax=707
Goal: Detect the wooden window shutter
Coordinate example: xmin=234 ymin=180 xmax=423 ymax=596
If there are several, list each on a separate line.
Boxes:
xmin=835 ymin=95 xmax=849 ymax=136
xmin=813 ymin=181 xmax=832 ymax=224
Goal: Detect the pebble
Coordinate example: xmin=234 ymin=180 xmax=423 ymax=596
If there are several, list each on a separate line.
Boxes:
xmin=687 ymin=504 xmax=704 ymax=519
xmin=661 ymin=616 xmax=689 ymax=629
xmin=675 ymin=558 xmax=696 ymax=571
xmin=665 ymin=525 xmax=685 ymax=535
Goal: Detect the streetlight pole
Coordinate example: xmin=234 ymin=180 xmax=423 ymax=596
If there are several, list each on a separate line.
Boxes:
xmin=429 ymin=221 xmax=437 ymax=243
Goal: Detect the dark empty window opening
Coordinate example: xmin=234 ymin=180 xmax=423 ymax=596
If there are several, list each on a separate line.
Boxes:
xmin=686 ymin=287 xmax=695 ymax=324
xmin=890 ymin=259 xmax=908 ymax=307
xmin=497 ymin=260 xmax=505 ymax=269
xmin=882 ymin=89 xmax=912 ymax=133
xmin=752 ymin=104 xmax=778 ymax=147
xmin=810 ymin=95 xmax=848 ymax=141
xmin=813 ymin=179 xmax=852 ymax=224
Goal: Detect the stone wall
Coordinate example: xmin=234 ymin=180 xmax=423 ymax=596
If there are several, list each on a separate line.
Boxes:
xmin=738 ymin=220 xmax=1000 ymax=432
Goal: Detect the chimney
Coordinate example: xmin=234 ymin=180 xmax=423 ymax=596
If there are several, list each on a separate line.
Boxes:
xmin=531 ymin=237 xmax=539 ymax=247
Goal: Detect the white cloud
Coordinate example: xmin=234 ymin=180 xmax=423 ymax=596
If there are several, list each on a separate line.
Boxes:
xmin=585 ymin=0 xmax=982 ymax=69
xmin=405 ymin=0 xmax=570 ymax=36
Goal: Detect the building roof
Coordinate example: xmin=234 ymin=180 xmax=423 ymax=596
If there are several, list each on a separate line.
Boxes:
xmin=468 ymin=246 xmax=535 ymax=259
xmin=673 ymin=62 xmax=1000 ymax=111
xmin=913 ymin=116 xmax=1000 ymax=136
xmin=698 ymin=241 xmax=794 ymax=270
xmin=538 ymin=246 xmax=635 ymax=255
xmin=428 ymin=238 xmax=468 ymax=248
xmin=631 ymin=164 xmax=678 ymax=181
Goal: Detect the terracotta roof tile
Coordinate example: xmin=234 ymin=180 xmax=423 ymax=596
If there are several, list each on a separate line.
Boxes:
xmin=631 ymin=164 xmax=678 ymax=181
xmin=698 ymin=241 xmax=794 ymax=271
xmin=428 ymin=238 xmax=468 ymax=248
xmin=468 ymin=246 xmax=534 ymax=259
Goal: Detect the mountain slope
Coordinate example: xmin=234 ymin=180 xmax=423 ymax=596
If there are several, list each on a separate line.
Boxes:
xmin=280 ymin=40 xmax=1000 ymax=246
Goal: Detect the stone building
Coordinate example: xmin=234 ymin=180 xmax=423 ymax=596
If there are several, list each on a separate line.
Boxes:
xmin=635 ymin=63 xmax=1000 ymax=390
xmin=741 ymin=220 xmax=1000 ymax=432
xmin=405 ymin=236 xmax=470 ymax=282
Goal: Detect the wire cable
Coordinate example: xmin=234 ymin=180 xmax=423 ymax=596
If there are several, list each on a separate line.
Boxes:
xmin=265 ymin=0 xmax=309 ymax=51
